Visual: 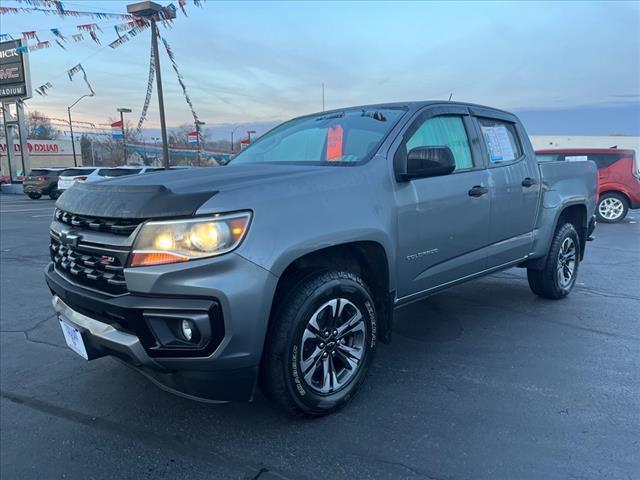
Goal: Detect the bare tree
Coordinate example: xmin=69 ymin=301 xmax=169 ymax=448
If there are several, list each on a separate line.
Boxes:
xmin=25 ymin=111 xmax=60 ymax=140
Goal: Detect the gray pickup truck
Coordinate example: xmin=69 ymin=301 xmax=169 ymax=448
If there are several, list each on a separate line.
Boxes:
xmin=46 ymin=101 xmax=597 ymax=416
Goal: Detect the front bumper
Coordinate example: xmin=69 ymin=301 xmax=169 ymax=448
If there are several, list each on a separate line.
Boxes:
xmin=45 ymin=254 xmax=278 ymax=402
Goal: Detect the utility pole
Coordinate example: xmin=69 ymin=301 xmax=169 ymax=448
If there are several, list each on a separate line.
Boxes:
xmin=322 ymin=82 xmax=325 ymax=112
xmin=151 ymin=20 xmax=170 ymax=169
xmin=195 ymin=119 xmax=205 ymax=166
xmin=127 ymin=1 xmax=174 ymax=169
xmin=67 ymin=93 xmax=94 ymax=167
xmin=117 ymin=107 xmax=132 ymax=164
xmin=231 ymin=124 xmax=243 ymax=153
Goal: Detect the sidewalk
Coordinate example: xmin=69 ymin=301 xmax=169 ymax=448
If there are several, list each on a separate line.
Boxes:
xmin=1 ymin=184 xmax=23 ymax=195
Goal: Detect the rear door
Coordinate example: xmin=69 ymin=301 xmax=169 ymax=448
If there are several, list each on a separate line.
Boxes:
xmin=394 ymin=105 xmax=491 ymax=298
xmin=471 ymin=109 xmax=541 ymax=267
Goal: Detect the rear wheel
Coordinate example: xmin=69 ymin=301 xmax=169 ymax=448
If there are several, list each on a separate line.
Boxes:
xmin=597 ymin=192 xmax=628 ymax=223
xmin=527 ymin=223 xmax=580 ymax=299
xmin=27 ymin=193 xmax=42 ymax=200
xmin=261 ymin=270 xmax=377 ymax=417
xmin=49 ymin=190 xmax=61 ymax=200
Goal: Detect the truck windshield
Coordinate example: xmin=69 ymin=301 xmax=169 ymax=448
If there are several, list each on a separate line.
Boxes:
xmin=230 ymin=108 xmax=405 ymax=165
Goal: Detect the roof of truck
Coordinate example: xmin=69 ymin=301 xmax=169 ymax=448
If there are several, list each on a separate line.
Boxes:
xmin=305 ymin=101 xmax=517 ymax=118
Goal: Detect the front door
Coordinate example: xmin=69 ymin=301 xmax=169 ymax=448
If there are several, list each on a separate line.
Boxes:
xmin=395 ymin=107 xmax=491 ymax=299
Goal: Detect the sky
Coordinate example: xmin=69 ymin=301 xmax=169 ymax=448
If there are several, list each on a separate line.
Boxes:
xmin=1 ymin=0 xmax=639 ymax=139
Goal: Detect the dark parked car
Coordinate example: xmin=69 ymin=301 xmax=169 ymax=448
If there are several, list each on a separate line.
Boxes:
xmin=47 ymin=101 xmax=597 ymax=416
xmin=536 ymin=148 xmax=640 ymax=223
xmin=22 ymin=168 xmax=66 ymax=199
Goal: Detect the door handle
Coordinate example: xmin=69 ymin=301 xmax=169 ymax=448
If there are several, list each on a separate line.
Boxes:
xmin=468 ymin=185 xmax=489 ymax=197
xmin=522 ymin=177 xmax=538 ymax=187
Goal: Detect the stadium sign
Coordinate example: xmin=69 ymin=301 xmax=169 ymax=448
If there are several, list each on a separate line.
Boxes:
xmin=0 ymin=39 xmax=32 ymax=101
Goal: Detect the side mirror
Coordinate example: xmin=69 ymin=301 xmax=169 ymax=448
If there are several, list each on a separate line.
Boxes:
xmin=400 ymin=146 xmax=456 ymax=181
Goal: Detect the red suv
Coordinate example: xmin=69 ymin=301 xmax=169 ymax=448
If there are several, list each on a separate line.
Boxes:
xmin=536 ymin=149 xmax=640 ymax=223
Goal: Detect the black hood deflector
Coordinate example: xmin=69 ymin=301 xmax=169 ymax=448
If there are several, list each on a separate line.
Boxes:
xmin=56 ymin=182 xmax=217 ymax=219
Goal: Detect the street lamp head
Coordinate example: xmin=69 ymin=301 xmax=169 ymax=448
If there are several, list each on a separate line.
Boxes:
xmin=117 ymin=108 xmax=132 ymax=113
xmin=196 ymin=120 xmax=206 ymax=126
xmin=127 ymin=1 xmax=176 ymax=20
xmin=127 ymin=1 xmax=163 ymax=17
xmin=247 ymin=130 xmax=256 ymax=134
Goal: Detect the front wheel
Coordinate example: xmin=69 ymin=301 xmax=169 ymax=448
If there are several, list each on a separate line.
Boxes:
xmin=596 ymin=192 xmax=628 ymax=223
xmin=27 ymin=193 xmax=42 ymax=200
xmin=49 ymin=190 xmax=62 ymax=200
xmin=261 ymin=270 xmax=377 ymax=417
xmin=527 ymin=223 xmax=580 ymax=299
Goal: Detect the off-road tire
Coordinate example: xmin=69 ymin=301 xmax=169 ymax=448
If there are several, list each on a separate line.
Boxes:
xmin=527 ymin=223 xmax=580 ymax=299
xmin=261 ymin=270 xmax=377 ymax=417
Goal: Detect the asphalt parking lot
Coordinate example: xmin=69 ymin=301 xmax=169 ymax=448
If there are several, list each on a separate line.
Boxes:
xmin=1 ymin=194 xmax=638 ymax=480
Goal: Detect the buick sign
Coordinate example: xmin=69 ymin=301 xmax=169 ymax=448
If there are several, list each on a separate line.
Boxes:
xmin=0 ymin=39 xmax=31 ymax=101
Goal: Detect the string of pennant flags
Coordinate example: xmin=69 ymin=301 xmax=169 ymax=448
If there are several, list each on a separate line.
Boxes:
xmin=4 ymin=4 xmax=190 ymax=53
xmin=136 ymin=43 xmax=157 ymax=133
xmin=67 ymin=63 xmax=95 ymax=96
xmin=160 ymin=35 xmax=202 ymax=140
xmin=6 ymin=0 xmax=205 ymax=136
xmin=30 ymin=114 xmax=111 ymax=129
xmin=0 ymin=0 xmax=197 ymax=21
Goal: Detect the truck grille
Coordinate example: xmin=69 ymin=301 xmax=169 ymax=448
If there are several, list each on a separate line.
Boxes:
xmin=50 ymin=209 xmax=138 ymax=295
xmin=54 ymin=208 xmax=142 ymax=236
xmin=50 ymin=236 xmax=128 ymax=295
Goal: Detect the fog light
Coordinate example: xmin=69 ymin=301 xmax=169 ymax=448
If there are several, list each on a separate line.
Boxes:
xmin=181 ymin=319 xmax=194 ymax=341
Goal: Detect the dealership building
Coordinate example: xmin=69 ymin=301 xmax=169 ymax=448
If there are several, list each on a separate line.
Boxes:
xmin=0 ymin=138 xmax=81 ymax=178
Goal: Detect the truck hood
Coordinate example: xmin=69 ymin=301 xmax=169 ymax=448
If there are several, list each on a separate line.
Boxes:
xmin=55 ymin=164 xmax=330 ymax=219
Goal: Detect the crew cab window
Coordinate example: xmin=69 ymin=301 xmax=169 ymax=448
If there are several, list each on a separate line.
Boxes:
xmin=478 ymin=118 xmax=522 ymax=163
xmin=405 ymin=116 xmax=473 ymax=170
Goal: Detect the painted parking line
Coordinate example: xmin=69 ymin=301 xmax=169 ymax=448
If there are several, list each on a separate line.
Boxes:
xmin=0 ymin=202 xmax=55 ymax=206
xmin=0 ymin=208 xmax=56 ymax=213
xmin=0 ymin=204 xmax=55 ymax=209
xmin=1 ymin=203 xmax=55 ymax=208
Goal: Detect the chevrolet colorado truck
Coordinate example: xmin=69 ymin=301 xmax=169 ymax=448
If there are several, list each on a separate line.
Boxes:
xmin=45 ymin=102 xmax=597 ymax=416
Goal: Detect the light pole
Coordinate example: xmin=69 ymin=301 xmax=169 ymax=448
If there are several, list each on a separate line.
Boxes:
xmin=151 ymin=136 xmax=160 ymax=165
xmin=247 ymin=130 xmax=256 ymax=144
xmin=117 ymin=107 xmax=132 ymax=164
xmin=230 ymin=124 xmax=243 ymax=153
xmin=127 ymin=1 xmax=175 ymax=169
xmin=195 ymin=120 xmax=205 ymax=166
xmin=67 ymin=93 xmax=94 ymax=166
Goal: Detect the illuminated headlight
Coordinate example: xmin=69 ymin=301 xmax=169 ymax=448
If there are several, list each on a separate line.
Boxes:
xmin=129 ymin=211 xmax=251 ymax=267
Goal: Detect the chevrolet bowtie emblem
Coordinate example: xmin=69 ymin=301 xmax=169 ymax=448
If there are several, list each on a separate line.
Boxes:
xmin=59 ymin=231 xmax=81 ymax=248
